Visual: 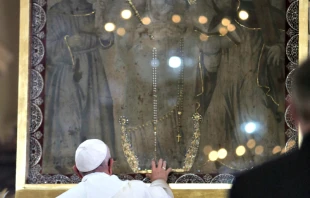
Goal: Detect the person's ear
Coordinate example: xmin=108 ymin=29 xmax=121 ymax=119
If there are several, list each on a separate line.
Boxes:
xmin=108 ymin=158 xmax=114 ymax=175
xmin=73 ymin=165 xmax=83 ymax=179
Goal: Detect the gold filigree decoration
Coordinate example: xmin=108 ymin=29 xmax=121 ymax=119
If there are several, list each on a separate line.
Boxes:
xmin=119 ymin=116 xmax=139 ymax=172
xmin=120 ymin=108 xmax=202 ymax=173
xmin=183 ymin=103 xmax=202 ymax=171
xmin=119 ymin=115 xmax=186 ymax=173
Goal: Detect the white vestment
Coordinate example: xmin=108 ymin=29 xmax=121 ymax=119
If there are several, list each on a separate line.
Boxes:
xmin=57 ymin=172 xmax=174 ymax=198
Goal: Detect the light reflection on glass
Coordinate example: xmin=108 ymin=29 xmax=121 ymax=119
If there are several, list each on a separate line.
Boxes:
xmin=117 ymin=28 xmax=126 ymax=36
xmin=218 ymin=148 xmax=227 ymax=159
xmin=247 ymin=139 xmax=256 ymax=149
xmin=272 ymin=146 xmax=282 ymax=154
xmin=209 ymin=151 xmax=218 ymax=161
xmin=198 ymin=16 xmax=208 ymax=24
xmin=255 ymin=145 xmax=264 ymax=155
xmin=236 ymin=145 xmax=246 ymax=156
xmin=281 ymin=148 xmax=286 ymax=154
xmin=168 ymin=56 xmax=182 ymax=68
xmin=239 ymin=10 xmax=249 ymax=20
xmin=142 ymin=17 xmax=151 ymax=25
xmin=286 ymin=140 xmax=296 ymax=151
xmin=219 ymin=27 xmax=228 ymax=36
xmin=199 ymin=34 xmax=208 ymax=41
xmin=227 ymin=24 xmax=236 ymax=32
xmin=104 ymin=22 xmax=116 ymax=32
xmin=172 ymin=14 xmax=181 ymax=23
xmin=244 ymin=122 xmax=257 ymax=134
xmin=221 ymin=18 xmax=231 ymax=26
xmin=151 ymin=58 xmax=160 ymax=67
xmin=121 ymin=9 xmax=132 ymax=20
xmin=203 ymin=145 xmax=213 ymax=155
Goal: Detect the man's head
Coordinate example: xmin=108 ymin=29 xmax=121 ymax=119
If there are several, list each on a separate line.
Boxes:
xmin=75 ymin=139 xmax=113 ymax=177
xmin=292 ymin=59 xmax=310 ymax=134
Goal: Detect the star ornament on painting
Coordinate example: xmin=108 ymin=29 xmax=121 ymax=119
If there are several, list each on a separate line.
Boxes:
xmin=192 ymin=113 xmax=202 ymax=122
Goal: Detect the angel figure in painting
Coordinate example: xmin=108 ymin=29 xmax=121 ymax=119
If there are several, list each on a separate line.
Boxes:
xmin=43 ymin=0 xmax=115 ymax=174
xmin=192 ymin=0 xmax=286 ymax=173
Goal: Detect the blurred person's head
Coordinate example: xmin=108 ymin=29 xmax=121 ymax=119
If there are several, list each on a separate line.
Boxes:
xmin=74 ymin=139 xmax=114 ymax=178
xmin=292 ymin=59 xmax=310 ymax=134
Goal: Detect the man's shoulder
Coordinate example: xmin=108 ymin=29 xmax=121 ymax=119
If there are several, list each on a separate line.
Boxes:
xmin=237 ymin=151 xmax=299 ymax=182
xmin=57 ymin=183 xmax=85 ymax=198
xmin=230 ymin=151 xmax=301 ymax=197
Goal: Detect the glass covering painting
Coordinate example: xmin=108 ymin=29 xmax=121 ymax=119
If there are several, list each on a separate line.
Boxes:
xmin=28 ymin=0 xmax=299 ymax=184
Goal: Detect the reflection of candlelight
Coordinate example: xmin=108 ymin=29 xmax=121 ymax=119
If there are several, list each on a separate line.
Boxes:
xmin=221 ymin=18 xmax=231 ymax=26
xmin=236 ymin=145 xmax=246 ymax=156
xmin=227 ymin=24 xmax=236 ymax=32
xmin=117 ymin=28 xmax=126 ymax=36
xmin=104 ymin=22 xmax=116 ymax=32
xmin=121 ymin=9 xmax=132 ymax=20
xmin=198 ymin=16 xmax=208 ymax=24
xmin=203 ymin=145 xmax=213 ymax=155
xmin=142 ymin=17 xmax=151 ymax=25
xmin=247 ymin=139 xmax=256 ymax=149
xmin=255 ymin=145 xmax=264 ymax=155
xmin=199 ymin=34 xmax=208 ymax=41
xmin=219 ymin=27 xmax=228 ymax=36
xmin=208 ymin=151 xmax=218 ymax=161
xmin=272 ymin=146 xmax=282 ymax=154
xmin=172 ymin=15 xmax=181 ymax=23
xmin=239 ymin=10 xmax=249 ymax=20
xmin=218 ymin=148 xmax=227 ymax=159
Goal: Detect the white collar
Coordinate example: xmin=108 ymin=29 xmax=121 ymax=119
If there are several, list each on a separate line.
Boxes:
xmin=81 ymin=172 xmax=110 ymax=182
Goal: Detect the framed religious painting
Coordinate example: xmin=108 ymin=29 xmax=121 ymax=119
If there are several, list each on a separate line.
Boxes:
xmin=16 ymin=0 xmax=306 ymax=197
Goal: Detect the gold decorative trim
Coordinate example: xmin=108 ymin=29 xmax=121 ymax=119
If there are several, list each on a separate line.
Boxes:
xmin=119 ymin=117 xmax=140 ymax=172
xmin=15 ymin=0 xmax=304 ymax=197
xmin=298 ymin=0 xmax=308 ymax=146
xmin=183 ymin=108 xmax=202 ymax=171
xmin=16 ymin=0 xmax=31 ymax=191
xmin=15 ymin=185 xmax=230 ymax=198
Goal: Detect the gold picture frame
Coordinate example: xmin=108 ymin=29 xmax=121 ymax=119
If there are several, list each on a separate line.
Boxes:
xmin=15 ymin=0 xmax=307 ymax=197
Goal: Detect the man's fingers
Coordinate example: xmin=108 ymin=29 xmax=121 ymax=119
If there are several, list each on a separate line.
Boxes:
xmin=158 ymin=159 xmax=163 ymax=169
xmin=151 ymin=160 xmax=156 ymax=170
xmin=162 ymin=161 xmax=167 ymax=169
xmin=166 ymin=167 xmax=172 ymax=174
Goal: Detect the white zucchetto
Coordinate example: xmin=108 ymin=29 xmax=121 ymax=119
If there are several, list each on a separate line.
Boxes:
xmin=75 ymin=139 xmax=108 ymax=172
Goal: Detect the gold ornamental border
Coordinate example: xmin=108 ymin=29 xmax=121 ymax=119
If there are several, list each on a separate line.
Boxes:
xmin=16 ymin=0 xmax=307 ymax=197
